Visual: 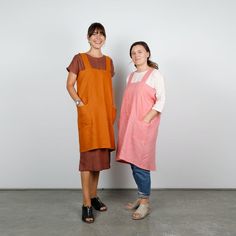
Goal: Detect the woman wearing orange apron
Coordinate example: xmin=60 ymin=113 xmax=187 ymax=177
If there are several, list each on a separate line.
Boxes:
xmin=116 ymin=41 xmax=165 ymax=220
xmin=66 ymin=23 xmax=116 ymax=223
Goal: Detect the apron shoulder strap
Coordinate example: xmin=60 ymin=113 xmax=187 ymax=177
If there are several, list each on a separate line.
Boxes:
xmin=141 ymin=69 xmax=154 ymax=83
xmin=105 ymin=56 xmax=111 ymax=73
xmin=80 ymin=53 xmax=91 ymax=69
xmin=127 ymin=72 xmax=135 ymax=85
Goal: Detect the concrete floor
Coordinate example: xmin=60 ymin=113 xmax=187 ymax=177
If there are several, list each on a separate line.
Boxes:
xmin=0 ymin=190 xmax=235 ymax=236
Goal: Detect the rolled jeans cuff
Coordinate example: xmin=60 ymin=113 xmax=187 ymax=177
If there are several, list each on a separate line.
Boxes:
xmin=138 ymin=191 xmax=150 ymax=199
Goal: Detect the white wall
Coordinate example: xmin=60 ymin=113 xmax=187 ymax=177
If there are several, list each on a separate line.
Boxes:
xmin=0 ymin=0 xmax=235 ymax=188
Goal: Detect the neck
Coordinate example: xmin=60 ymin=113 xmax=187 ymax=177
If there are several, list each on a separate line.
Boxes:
xmin=136 ymin=64 xmax=150 ymax=72
xmin=87 ymin=48 xmax=103 ymax=58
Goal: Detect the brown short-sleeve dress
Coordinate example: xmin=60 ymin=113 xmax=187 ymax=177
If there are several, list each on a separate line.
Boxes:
xmin=67 ymin=53 xmax=115 ymax=171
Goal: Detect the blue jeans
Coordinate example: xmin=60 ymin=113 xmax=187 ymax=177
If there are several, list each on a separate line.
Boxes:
xmin=131 ymin=164 xmax=151 ymax=198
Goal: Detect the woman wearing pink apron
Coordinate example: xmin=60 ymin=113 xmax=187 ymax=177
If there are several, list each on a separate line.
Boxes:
xmin=116 ymin=41 xmax=165 ymax=220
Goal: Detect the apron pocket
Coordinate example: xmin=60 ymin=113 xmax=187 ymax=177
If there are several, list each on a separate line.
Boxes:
xmin=134 ymin=120 xmax=151 ymax=138
xmin=77 ymin=104 xmax=92 ymax=128
xmin=132 ymin=120 xmax=151 ymax=154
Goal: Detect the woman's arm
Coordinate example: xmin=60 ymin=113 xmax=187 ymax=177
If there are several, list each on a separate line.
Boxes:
xmin=143 ymin=70 xmax=165 ymax=123
xmin=66 ymin=72 xmax=84 ymax=106
xmin=143 ymin=109 xmax=160 ymax=123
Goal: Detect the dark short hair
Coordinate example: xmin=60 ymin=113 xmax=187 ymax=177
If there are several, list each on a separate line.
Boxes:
xmin=87 ymin=22 xmax=106 ymax=38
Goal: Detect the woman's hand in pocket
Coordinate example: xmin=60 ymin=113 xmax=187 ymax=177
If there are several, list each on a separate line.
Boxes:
xmin=77 ymin=101 xmax=85 ymax=107
xmin=143 ymin=116 xmax=151 ymax=124
xmin=143 ymin=109 xmax=160 ymax=124
xmin=78 ymin=101 xmax=85 ymax=107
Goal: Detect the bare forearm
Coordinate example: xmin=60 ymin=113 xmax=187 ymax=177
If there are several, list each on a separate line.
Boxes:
xmin=143 ymin=109 xmax=160 ymax=123
xmin=66 ymin=72 xmax=81 ymax=102
xmin=67 ymin=84 xmax=80 ymax=101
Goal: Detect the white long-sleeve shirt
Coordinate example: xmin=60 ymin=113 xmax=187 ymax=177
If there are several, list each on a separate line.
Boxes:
xmin=126 ymin=69 xmax=166 ymax=113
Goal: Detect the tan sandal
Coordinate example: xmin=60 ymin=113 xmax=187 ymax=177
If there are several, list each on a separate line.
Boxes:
xmin=125 ymin=199 xmax=140 ymax=210
xmin=132 ymin=204 xmax=150 ymax=220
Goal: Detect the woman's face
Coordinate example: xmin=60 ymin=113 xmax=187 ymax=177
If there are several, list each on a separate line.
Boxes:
xmin=88 ymin=29 xmax=105 ymax=50
xmin=130 ymin=45 xmax=149 ymax=67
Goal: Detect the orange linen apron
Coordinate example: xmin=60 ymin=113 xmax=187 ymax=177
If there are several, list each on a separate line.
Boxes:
xmin=76 ymin=53 xmax=116 ymax=152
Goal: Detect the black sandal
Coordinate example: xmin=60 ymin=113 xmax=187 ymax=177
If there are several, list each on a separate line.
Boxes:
xmin=82 ymin=205 xmax=94 ymax=223
xmin=91 ymin=197 xmax=107 ymax=211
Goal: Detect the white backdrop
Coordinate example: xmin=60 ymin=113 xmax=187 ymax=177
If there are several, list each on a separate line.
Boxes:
xmin=0 ymin=0 xmax=235 ymax=188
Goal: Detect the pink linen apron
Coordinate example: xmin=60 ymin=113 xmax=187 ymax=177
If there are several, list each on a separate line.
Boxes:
xmin=116 ymin=69 xmax=160 ymax=171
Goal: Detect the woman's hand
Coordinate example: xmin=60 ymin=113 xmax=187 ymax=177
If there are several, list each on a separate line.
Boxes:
xmin=143 ymin=109 xmax=160 ymax=124
xmin=66 ymin=72 xmax=84 ymax=107
xmin=77 ymin=101 xmax=85 ymax=107
xmin=143 ymin=116 xmax=151 ymax=124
